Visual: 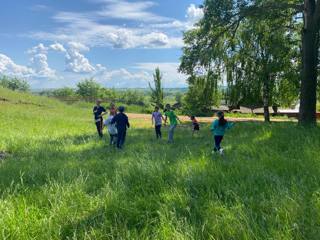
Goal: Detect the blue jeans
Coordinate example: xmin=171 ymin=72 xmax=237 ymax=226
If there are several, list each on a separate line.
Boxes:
xmin=168 ymin=124 xmax=177 ymax=142
xmin=155 ymin=125 xmax=162 ymax=139
xmin=117 ymin=129 xmax=126 ymax=149
xmin=214 ymin=135 xmax=224 ymax=151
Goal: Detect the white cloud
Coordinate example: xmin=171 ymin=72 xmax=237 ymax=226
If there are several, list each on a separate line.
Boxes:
xmin=65 ymin=42 xmax=95 ymax=73
xmin=133 ymin=62 xmax=187 ymax=88
xmin=151 ymin=4 xmax=204 ymax=31
xmin=27 ymin=43 xmax=48 ymax=54
xmin=91 ymin=64 xmax=151 ymax=87
xmin=68 ymin=41 xmax=90 ymax=52
xmin=49 ymin=43 xmax=66 ymax=52
xmin=186 ymin=4 xmax=204 ymax=24
xmin=27 ymin=0 xmax=187 ymax=49
xmin=30 ymin=53 xmax=56 ymax=78
xmin=96 ymin=0 xmax=171 ymax=22
xmin=27 ymin=43 xmax=57 ymax=78
xmin=29 ymin=21 xmax=183 ymax=49
xmin=0 ymin=54 xmax=34 ymax=77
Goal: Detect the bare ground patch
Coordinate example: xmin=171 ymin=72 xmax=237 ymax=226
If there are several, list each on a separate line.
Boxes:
xmin=127 ymin=113 xmax=296 ymax=123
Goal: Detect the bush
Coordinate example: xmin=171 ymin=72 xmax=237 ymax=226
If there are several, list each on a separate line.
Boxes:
xmin=0 ymin=76 xmax=30 ymax=92
xmin=99 ymin=88 xmax=117 ymax=102
xmin=51 ymin=87 xmax=75 ymax=98
xmin=119 ymin=90 xmax=146 ymax=106
xmin=76 ymin=78 xmax=101 ymax=101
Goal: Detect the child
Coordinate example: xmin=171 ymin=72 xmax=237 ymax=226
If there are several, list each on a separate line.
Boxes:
xmin=190 ymin=116 xmax=200 ymax=136
xmin=152 ymin=106 xmax=165 ymax=139
xmin=111 ymin=106 xmax=130 ymax=149
xmin=93 ymin=99 xmax=106 ymax=138
xmin=104 ymin=106 xmax=117 ymax=146
xmin=210 ymin=111 xmax=234 ymax=155
xmin=164 ymin=104 xmax=181 ymax=143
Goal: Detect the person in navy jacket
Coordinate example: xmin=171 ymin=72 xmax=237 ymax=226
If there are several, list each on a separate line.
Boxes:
xmin=111 ymin=106 xmax=130 ymax=149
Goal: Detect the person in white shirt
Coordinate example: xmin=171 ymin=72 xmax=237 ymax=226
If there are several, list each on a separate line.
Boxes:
xmin=104 ymin=106 xmax=118 ymax=146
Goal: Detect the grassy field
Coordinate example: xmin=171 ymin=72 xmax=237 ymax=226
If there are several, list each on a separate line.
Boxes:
xmin=1 ymin=87 xmax=320 ymax=239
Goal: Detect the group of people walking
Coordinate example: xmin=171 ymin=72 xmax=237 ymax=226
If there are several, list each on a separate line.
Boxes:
xmin=93 ymin=100 xmax=234 ymax=154
xmin=93 ymin=100 xmax=129 ymax=149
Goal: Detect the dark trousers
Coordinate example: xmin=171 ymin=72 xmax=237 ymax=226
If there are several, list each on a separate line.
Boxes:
xmin=155 ymin=125 xmax=162 ymax=139
xmin=95 ymin=118 xmax=103 ymax=137
xmin=214 ymin=135 xmax=224 ymax=151
xmin=109 ymin=134 xmax=117 ymax=145
xmin=117 ymin=128 xmax=127 ymax=149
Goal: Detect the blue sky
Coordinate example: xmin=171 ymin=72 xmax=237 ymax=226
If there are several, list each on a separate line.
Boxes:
xmin=0 ymin=0 xmax=203 ymax=89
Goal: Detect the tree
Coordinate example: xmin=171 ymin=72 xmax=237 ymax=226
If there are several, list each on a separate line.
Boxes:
xmin=120 ymin=90 xmax=145 ymax=106
xmin=51 ymin=87 xmax=75 ymax=98
xmin=0 ymin=75 xmax=30 ymax=92
xmin=181 ymin=12 xmax=299 ymax=122
xmin=175 ymin=92 xmax=183 ymax=104
xmin=149 ymin=68 xmax=164 ymax=108
xmin=230 ymin=18 xmax=299 ymax=121
xmin=181 ymin=0 xmax=319 ymax=125
xmin=183 ymin=71 xmax=220 ymax=116
xmin=76 ymin=78 xmax=101 ymax=101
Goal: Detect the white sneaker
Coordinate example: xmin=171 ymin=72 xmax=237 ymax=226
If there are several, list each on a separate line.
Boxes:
xmin=219 ymin=148 xmax=224 ymax=155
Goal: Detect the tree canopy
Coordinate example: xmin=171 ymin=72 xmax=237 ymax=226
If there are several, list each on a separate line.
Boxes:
xmin=180 ymin=0 xmax=320 ymax=124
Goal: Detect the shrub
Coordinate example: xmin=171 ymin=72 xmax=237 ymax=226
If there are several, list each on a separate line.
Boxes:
xmin=76 ymin=78 xmax=101 ymax=101
xmin=51 ymin=87 xmax=75 ymax=98
xmin=0 ymin=75 xmax=30 ymax=92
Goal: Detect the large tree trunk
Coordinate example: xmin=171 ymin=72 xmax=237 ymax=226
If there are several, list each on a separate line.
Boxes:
xmin=299 ymin=0 xmax=318 ymax=125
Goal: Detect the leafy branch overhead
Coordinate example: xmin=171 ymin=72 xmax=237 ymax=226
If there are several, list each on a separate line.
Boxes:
xmin=180 ymin=0 xmax=320 ymax=124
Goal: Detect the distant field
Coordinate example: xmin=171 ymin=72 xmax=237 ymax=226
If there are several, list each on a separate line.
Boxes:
xmin=1 ymin=87 xmax=320 ymax=239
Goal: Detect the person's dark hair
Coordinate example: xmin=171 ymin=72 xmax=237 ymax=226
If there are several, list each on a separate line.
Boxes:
xmin=164 ymin=104 xmax=170 ymax=112
xmin=118 ymin=106 xmax=125 ymax=113
xmin=217 ymin=111 xmax=227 ymax=126
xmin=155 ymin=106 xmax=159 ymax=111
xmin=190 ymin=115 xmax=195 ymax=120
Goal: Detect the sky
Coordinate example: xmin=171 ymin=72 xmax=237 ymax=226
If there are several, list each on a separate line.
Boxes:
xmin=0 ymin=0 xmax=204 ymax=89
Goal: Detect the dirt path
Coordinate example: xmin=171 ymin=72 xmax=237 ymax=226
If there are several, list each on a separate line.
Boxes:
xmin=127 ymin=113 xmax=297 ymax=123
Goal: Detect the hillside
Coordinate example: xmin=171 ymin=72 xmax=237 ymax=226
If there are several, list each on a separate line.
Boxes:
xmin=0 ymin=88 xmax=320 ymax=239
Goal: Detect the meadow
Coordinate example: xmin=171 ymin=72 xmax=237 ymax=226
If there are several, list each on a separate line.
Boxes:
xmin=0 ymin=87 xmax=320 ymax=239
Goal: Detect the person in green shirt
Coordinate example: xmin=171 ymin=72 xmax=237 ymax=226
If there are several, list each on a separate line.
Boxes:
xmin=210 ymin=111 xmax=234 ymax=155
xmin=164 ymin=104 xmax=181 ymax=143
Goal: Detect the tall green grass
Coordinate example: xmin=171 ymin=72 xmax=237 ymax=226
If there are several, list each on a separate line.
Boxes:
xmin=0 ymin=88 xmax=320 ymax=239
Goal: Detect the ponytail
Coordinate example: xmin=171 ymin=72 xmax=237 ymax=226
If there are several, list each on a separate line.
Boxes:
xmin=219 ymin=116 xmax=227 ymax=126
xmin=217 ymin=111 xmax=227 ymax=126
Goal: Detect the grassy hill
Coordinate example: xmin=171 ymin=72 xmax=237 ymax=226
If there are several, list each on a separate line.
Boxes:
xmin=0 ymin=87 xmax=320 ymax=239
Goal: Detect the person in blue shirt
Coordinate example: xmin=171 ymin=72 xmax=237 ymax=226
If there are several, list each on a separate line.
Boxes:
xmin=93 ymin=99 xmax=106 ymax=138
xmin=210 ymin=111 xmax=234 ymax=155
xmin=111 ymin=106 xmax=130 ymax=149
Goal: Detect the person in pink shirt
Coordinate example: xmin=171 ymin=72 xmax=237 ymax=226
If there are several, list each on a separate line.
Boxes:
xmin=151 ymin=106 xmax=165 ymax=139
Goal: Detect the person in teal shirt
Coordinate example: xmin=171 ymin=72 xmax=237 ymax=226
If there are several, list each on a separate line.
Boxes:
xmin=210 ymin=111 xmax=234 ymax=154
xmin=164 ymin=104 xmax=180 ymax=143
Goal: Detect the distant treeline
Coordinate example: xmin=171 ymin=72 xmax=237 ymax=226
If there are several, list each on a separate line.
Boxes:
xmin=36 ymin=78 xmax=185 ymax=111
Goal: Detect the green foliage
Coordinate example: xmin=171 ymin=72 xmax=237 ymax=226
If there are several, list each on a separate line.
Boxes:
xmin=119 ymin=90 xmax=146 ymax=106
xmin=0 ymin=75 xmax=30 ymax=92
xmin=76 ymin=78 xmax=101 ymax=100
xmin=99 ymin=88 xmax=117 ymax=102
xmin=180 ymin=0 xmax=300 ymax=118
xmin=1 ymin=88 xmax=320 ymax=239
xmin=51 ymin=87 xmax=75 ymax=98
xmin=183 ymin=71 xmax=221 ymax=116
xmin=149 ymin=67 xmax=164 ymax=108
xmin=175 ymin=92 xmax=183 ymax=104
